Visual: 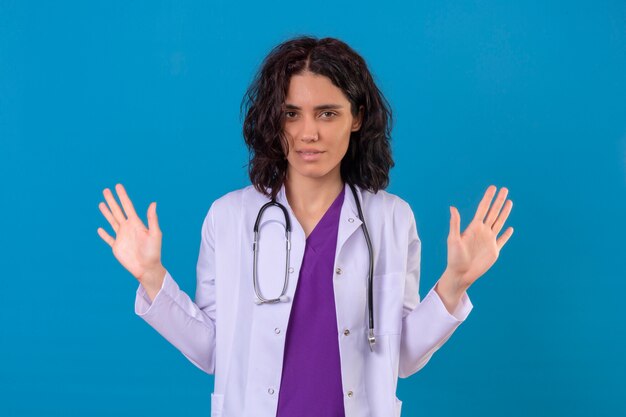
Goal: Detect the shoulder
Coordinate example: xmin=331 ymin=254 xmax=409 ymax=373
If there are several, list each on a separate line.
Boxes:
xmin=203 ymin=184 xmax=267 ymax=223
xmin=210 ymin=184 xmax=254 ymax=210
xmin=360 ymin=187 xmax=415 ymax=221
xmin=361 ymin=188 xmax=421 ymax=247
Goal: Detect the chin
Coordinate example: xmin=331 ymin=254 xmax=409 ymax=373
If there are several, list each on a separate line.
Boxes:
xmin=300 ymin=170 xmax=330 ymax=179
xmin=290 ymin=166 xmax=333 ymax=180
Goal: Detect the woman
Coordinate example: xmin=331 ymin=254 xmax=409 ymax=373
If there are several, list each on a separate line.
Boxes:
xmin=97 ymin=36 xmax=514 ymax=417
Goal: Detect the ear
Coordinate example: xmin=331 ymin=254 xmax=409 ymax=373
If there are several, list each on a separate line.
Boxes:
xmin=351 ymin=105 xmax=364 ymax=132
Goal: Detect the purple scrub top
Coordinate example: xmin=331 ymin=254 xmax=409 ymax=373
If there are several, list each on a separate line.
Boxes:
xmin=275 ymin=186 xmax=346 ymax=417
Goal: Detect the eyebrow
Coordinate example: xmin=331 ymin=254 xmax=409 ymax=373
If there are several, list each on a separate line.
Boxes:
xmin=283 ymin=103 xmax=344 ymax=111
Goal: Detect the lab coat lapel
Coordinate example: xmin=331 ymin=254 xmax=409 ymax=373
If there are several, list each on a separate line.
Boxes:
xmin=336 ymin=182 xmax=364 ymax=252
xmin=333 ymin=182 xmax=371 ymax=401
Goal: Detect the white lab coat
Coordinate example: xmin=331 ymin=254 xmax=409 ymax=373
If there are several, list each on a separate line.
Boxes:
xmin=135 ymin=181 xmax=473 ymax=417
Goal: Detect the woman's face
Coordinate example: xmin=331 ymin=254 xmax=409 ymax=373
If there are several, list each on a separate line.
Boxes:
xmin=282 ymin=71 xmax=363 ymax=183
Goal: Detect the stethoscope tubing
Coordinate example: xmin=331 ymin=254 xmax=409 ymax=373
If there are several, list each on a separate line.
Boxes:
xmin=252 ymin=183 xmax=376 ymax=351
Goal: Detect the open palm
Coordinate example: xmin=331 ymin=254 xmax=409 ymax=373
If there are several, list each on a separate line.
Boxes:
xmin=447 ymin=185 xmax=514 ymax=290
xmin=97 ymin=183 xmax=162 ymax=281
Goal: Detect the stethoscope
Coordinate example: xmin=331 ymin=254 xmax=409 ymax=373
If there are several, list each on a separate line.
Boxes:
xmin=252 ymin=182 xmax=376 ymax=351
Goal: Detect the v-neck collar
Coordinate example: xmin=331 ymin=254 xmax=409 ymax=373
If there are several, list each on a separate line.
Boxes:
xmin=304 ymin=186 xmax=345 ymax=251
xmin=274 ymin=181 xmax=365 ymax=253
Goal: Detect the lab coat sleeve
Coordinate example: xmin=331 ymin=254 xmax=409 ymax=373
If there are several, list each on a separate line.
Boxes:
xmin=134 ymin=203 xmax=217 ymax=374
xmin=398 ymin=202 xmax=473 ymax=378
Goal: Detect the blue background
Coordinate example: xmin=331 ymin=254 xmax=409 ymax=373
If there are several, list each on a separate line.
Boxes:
xmin=1 ymin=1 xmax=625 ymax=416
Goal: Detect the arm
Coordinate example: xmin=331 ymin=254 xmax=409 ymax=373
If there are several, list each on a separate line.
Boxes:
xmin=134 ymin=203 xmax=218 ymax=374
xmin=399 ymin=185 xmax=515 ymax=378
xmin=398 ymin=203 xmax=473 ymax=378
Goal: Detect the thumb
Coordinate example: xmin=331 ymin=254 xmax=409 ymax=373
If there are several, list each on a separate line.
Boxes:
xmin=448 ymin=206 xmax=461 ymax=240
xmin=147 ymin=202 xmax=161 ymax=235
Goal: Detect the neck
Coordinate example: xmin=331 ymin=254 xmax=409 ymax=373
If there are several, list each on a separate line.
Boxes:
xmin=284 ymin=170 xmax=345 ymax=215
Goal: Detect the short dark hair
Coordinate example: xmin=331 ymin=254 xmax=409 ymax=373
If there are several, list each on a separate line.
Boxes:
xmin=240 ymin=35 xmax=394 ymax=200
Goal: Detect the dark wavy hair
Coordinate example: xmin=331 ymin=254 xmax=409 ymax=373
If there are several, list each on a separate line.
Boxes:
xmin=240 ymin=35 xmax=394 ymax=200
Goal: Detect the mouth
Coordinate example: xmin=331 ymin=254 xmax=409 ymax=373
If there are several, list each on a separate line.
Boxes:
xmin=296 ymin=151 xmax=324 ymax=161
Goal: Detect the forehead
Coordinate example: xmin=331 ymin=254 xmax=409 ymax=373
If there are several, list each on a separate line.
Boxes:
xmin=284 ymin=72 xmax=349 ymax=106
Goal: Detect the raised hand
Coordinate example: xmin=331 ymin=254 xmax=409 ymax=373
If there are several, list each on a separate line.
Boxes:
xmin=97 ymin=183 xmax=165 ymax=287
xmin=444 ymin=185 xmax=514 ymax=292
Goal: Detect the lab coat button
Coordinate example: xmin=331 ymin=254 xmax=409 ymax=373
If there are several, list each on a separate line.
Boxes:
xmin=343 ymin=329 xmax=350 ymax=336
xmin=347 ymin=390 xmax=354 ymax=398
xmin=268 ymin=388 xmax=275 ymax=395
xmin=274 ymin=327 xmax=281 ymax=334
xmin=348 ymin=217 xmax=355 ymax=223
xmin=288 ymin=267 xmax=294 ymax=273
xmin=335 ymin=267 xmax=342 ymax=275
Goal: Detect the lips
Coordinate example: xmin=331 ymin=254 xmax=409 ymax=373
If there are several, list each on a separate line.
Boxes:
xmin=296 ymin=150 xmax=324 ymax=161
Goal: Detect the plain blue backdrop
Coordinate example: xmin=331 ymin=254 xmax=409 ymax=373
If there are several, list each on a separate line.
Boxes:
xmin=1 ymin=1 xmax=625 ymax=416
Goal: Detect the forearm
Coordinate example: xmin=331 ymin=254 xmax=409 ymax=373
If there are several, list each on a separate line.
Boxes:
xmin=399 ymin=284 xmax=471 ymax=378
xmin=135 ymin=269 xmax=217 ymax=374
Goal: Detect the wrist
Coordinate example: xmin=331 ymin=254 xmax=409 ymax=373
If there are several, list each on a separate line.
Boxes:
xmin=139 ymin=264 xmax=166 ymax=290
xmin=437 ymin=268 xmax=468 ymax=301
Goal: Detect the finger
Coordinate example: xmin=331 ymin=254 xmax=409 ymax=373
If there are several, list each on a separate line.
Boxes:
xmin=115 ymin=183 xmax=139 ymax=220
xmin=473 ymin=185 xmax=497 ymax=223
xmin=97 ymin=227 xmax=115 ymax=247
xmin=448 ymin=206 xmax=461 ymax=240
xmin=147 ymin=202 xmax=161 ymax=235
xmin=496 ymin=226 xmax=514 ymax=250
xmin=98 ymin=201 xmax=119 ymax=233
xmin=485 ymin=187 xmax=508 ymax=227
xmin=103 ymin=187 xmax=127 ymax=224
xmin=492 ymin=200 xmax=513 ymax=235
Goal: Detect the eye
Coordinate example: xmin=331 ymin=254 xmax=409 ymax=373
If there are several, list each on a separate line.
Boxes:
xmin=284 ymin=111 xmax=297 ymax=118
xmin=321 ymin=111 xmax=337 ymax=118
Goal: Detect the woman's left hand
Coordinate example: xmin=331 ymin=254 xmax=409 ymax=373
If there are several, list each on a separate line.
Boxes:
xmin=442 ymin=185 xmax=514 ymax=294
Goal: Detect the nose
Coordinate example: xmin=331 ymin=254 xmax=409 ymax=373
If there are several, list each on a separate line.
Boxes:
xmin=301 ymin=133 xmax=318 ymax=142
xmin=300 ymin=114 xmax=319 ymax=142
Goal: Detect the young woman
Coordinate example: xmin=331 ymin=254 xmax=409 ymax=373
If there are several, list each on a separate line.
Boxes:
xmin=97 ymin=36 xmax=514 ymax=417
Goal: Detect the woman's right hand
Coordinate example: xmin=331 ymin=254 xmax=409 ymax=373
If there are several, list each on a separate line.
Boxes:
xmin=97 ymin=183 xmax=166 ymax=292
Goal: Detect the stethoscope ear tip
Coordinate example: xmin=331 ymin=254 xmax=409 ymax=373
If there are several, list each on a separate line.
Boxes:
xmin=279 ymin=295 xmax=290 ymax=302
xmin=254 ymin=298 xmax=263 ymax=305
